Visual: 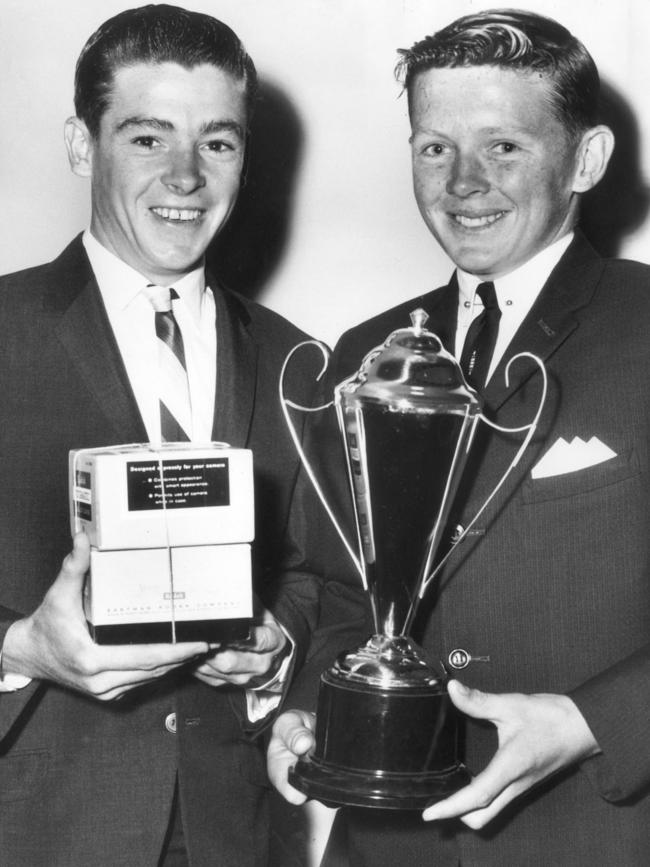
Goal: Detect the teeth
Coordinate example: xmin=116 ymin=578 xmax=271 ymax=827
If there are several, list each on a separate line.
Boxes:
xmin=152 ymin=207 xmax=202 ymax=221
xmin=454 ymin=212 xmax=505 ymax=228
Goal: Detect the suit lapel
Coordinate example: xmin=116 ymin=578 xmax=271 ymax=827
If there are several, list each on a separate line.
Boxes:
xmin=50 ymin=239 xmax=147 ymax=442
xmin=420 ymin=275 xmax=459 ymax=354
xmin=482 ymin=234 xmax=605 ymax=413
xmin=209 ymin=281 xmax=258 ymax=447
xmin=46 ymin=240 xmax=261 ymax=447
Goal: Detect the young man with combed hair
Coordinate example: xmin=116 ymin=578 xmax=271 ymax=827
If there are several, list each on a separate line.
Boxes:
xmin=269 ymin=10 xmax=650 ymax=865
xmin=0 ymin=6 xmax=365 ymax=865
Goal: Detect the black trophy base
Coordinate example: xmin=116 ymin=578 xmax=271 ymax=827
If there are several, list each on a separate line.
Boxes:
xmin=289 ymin=756 xmax=469 ymax=810
xmin=290 ymin=657 xmax=469 ymax=809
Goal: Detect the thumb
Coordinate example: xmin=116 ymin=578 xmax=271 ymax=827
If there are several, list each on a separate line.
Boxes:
xmin=447 ymin=679 xmax=496 ymax=721
xmin=268 ymin=710 xmax=315 ymax=805
xmin=57 ymin=532 xmax=90 ymax=590
xmin=274 ymin=709 xmax=316 ymax=757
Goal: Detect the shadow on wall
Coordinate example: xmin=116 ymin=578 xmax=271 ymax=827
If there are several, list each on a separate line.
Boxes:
xmin=210 ymin=75 xmax=650 ymax=303
xmin=581 ymin=79 xmax=650 ymax=257
xmin=208 ymin=78 xmax=304 ymax=300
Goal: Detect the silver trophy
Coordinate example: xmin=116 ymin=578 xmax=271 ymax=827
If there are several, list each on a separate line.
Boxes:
xmin=280 ymin=309 xmax=546 ymax=809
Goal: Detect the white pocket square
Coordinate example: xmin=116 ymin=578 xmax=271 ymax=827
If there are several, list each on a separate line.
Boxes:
xmin=531 ymin=436 xmax=617 ymax=479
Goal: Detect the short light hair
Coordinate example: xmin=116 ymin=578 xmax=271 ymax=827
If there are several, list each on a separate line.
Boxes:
xmin=396 ymin=9 xmax=600 ymax=140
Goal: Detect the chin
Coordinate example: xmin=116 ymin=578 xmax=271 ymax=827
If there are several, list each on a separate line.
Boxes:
xmin=153 ymin=247 xmax=205 ymax=272
xmin=452 ymin=257 xmax=497 ymax=277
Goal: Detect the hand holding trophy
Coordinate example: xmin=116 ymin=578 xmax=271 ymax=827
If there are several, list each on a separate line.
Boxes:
xmin=280 ymin=309 xmax=546 ymax=809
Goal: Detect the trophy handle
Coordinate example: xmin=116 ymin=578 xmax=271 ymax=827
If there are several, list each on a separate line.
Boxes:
xmin=279 ymin=341 xmax=364 ymax=583
xmin=420 ymin=352 xmax=548 ymax=598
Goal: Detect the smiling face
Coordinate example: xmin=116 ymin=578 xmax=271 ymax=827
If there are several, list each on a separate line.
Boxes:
xmin=410 ymin=65 xmax=587 ymax=279
xmin=67 ymin=62 xmax=247 ymax=284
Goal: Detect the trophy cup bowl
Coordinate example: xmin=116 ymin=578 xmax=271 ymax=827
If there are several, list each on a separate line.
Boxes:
xmin=280 ymin=309 xmax=546 ymax=809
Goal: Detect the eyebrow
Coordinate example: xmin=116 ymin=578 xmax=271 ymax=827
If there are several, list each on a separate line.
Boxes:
xmin=115 ymin=117 xmax=245 ymax=139
xmin=200 ymin=119 xmax=244 ymax=138
xmin=411 ymin=124 xmax=535 ymax=139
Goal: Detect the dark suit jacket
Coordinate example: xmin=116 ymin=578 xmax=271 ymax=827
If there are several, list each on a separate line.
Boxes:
xmin=0 ymin=235 xmax=336 ymax=866
xmin=311 ymin=234 xmax=650 ymax=866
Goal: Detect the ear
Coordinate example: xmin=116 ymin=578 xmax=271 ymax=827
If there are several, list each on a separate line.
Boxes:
xmin=240 ymin=132 xmax=251 ymax=187
xmin=572 ymin=125 xmax=615 ymax=193
xmin=64 ymin=117 xmax=94 ymax=178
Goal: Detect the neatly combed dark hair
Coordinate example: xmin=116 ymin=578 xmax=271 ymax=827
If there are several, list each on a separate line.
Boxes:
xmin=74 ymin=4 xmax=257 ymax=137
xmin=396 ymin=8 xmax=600 ymax=140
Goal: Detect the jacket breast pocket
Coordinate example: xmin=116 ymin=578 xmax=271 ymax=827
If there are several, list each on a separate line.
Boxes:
xmin=0 ymin=749 xmax=50 ymax=802
xmin=520 ymin=449 xmax=640 ymax=504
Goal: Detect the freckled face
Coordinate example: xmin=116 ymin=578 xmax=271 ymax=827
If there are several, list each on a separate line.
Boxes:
xmin=410 ymin=66 xmax=584 ymax=279
xmin=86 ymin=62 xmax=247 ymax=284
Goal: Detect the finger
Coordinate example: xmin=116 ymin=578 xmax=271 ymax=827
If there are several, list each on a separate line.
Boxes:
xmin=459 ymin=780 xmax=528 ymax=829
xmin=192 ymin=670 xmax=228 ymax=688
xmin=193 ymin=658 xmax=234 ymax=682
xmin=258 ymin=604 xmax=279 ymax=626
xmin=424 ymin=777 xmax=525 ymax=829
xmin=243 ymin=623 xmax=285 ymax=655
xmin=201 ymin=644 xmax=278 ymax=679
xmin=92 ymin=641 xmax=209 ymax=672
xmin=270 ymin=765 xmax=309 ymax=806
xmin=72 ymin=655 xmax=201 ymax=700
xmin=193 ymin=659 xmax=257 ymax=686
xmin=423 ymin=755 xmax=515 ymax=823
xmin=267 ymin=711 xmax=315 ymax=803
xmin=199 ymin=649 xmax=254 ymax=675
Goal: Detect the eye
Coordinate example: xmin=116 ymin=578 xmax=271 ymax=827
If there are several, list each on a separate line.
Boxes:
xmin=493 ymin=141 xmax=519 ymax=154
xmin=201 ymin=138 xmax=242 ymax=157
xmin=131 ymin=136 xmax=159 ymax=150
xmin=421 ymin=142 xmax=448 ymax=157
xmin=205 ymin=140 xmax=234 ymax=152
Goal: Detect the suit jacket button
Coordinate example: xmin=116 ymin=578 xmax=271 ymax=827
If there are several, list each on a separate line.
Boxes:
xmin=164 ymin=712 xmax=177 ymax=734
xmin=448 ymin=648 xmax=470 ymax=669
xmin=450 ymin=525 xmax=464 ymax=544
xmin=448 ymin=648 xmax=491 ymax=670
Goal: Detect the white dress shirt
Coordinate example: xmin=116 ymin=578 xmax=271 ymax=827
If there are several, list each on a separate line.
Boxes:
xmin=83 ymin=231 xmax=217 ymax=443
xmin=455 ymin=232 xmax=574 ymax=384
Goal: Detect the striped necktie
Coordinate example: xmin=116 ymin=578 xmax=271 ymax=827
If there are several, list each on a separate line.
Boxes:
xmin=144 ymin=284 xmax=192 ymax=442
xmin=459 ymin=281 xmax=501 ymax=390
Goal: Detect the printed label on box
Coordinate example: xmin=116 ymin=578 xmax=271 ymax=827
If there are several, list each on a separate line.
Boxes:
xmin=86 ymin=544 xmax=252 ymax=626
xmin=74 ymin=471 xmax=93 ymax=521
xmin=126 ymin=459 xmax=230 ymax=511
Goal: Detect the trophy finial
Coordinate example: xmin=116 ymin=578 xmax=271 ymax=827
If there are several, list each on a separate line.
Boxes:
xmin=410 ymin=308 xmax=429 ymax=335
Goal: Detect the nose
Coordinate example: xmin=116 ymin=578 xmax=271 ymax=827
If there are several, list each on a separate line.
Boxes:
xmin=446 ymin=151 xmax=490 ymax=198
xmin=161 ymin=147 xmax=206 ymax=195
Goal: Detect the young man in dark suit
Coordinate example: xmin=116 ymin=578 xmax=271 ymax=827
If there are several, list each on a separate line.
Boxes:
xmin=269 ymin=10 xmax=650 ymax=865
xmin=0 ymin=6 xmax=366 ymax=866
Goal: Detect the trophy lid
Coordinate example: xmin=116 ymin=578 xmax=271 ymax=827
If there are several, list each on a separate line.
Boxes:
xmin=336 ymin=308 xmax=480 ymax=412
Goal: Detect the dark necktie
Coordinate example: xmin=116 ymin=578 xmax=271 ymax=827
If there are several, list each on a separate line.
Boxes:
xmin=459 ymin=281 xmax=501 ymax=390
xmin=144 ymin=284 xmax=192 ymax=442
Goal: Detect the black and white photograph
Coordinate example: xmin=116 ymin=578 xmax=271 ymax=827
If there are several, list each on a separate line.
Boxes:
xmin=0 ymin=2 xmax=648 ymax=865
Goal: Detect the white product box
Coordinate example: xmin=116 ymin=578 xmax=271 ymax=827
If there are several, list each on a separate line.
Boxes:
xmin=86 ymin=544 xmax=252 ymax=644
xmin=68 ymin=443 xmax=255 ymax=644
xmin=69 ymin=443 xmax=254 ymax=549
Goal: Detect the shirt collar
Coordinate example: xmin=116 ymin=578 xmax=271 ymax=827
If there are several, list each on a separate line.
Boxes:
xmin=456 ymin=232 xmax=574 ymax=309
xmin=82 ymin=230 xmax=206 ymax=321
